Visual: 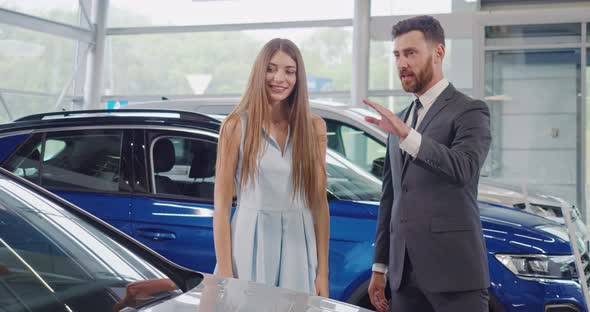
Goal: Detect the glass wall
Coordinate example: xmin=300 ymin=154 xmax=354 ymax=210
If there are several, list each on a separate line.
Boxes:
xmin=371 ymin=0 xmax=478 ymax=16
xmin=0 ymin=23 xmax=76 ymax=120
xmin=0 ymin=1 xmax=81 ymax=26
xmin=105 ymin=27 xmax=353 ymax=96
xmin=484 ymin=23 xmax=582 ymax=204
xmin=108 ymin=0 xmax=353 ymax=27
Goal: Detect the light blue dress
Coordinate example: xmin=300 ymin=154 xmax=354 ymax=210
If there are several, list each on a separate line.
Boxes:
xmin=230 ymin=113 xmax=317 ymax=294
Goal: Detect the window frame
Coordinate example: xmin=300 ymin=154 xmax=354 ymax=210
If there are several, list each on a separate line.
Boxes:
xmin=142 ymin=129 xmax=218 ymax=203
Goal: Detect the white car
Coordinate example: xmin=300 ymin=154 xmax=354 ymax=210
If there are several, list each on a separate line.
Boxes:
xmin=0 ymin=167 xmax=372 ymax=312
xmin=123 ymin=98 xmax=588 ymax=243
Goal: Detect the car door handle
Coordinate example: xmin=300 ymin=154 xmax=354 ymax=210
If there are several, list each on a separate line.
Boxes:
xmin=137 ymin=229 xmax=176 ymax=241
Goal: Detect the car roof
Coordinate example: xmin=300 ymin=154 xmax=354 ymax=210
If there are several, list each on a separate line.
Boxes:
xmin=1 ymin=109 xmax=222 ymax=135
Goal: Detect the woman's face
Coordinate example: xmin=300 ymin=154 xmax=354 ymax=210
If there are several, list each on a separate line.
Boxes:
xmin=265 ymin=50 xmax=297 ymax=106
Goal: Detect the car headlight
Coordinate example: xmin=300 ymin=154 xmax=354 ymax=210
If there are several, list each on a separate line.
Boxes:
xmin=495 ymin=254 xmax=577 ymax=280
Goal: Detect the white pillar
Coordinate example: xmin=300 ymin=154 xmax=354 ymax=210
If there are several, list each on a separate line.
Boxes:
xmin=351 ymin=0 xmax=370 ymax=107
xmin=73 ymin=0 xmax=92 ymax=110
xmin=83 ymin=0 xmax=109 ymax=110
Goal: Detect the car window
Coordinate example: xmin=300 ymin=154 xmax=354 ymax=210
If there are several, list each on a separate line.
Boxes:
xmin=43 ymin=139 xmax=66 ymax=161
xmin=6 ymin=130 xmax=124 ymax=192
xmin=5 ymin=134 xmax=43 ymax=184
xmin=326 ymin=151 xmax=382 ymax=202
xmin=0 ymin=176 xmax=181 ymax=312
xmin=325 ymin=119 xmax=386 ymax=177
xmin=150 ymin=136 xmax=216 ymax=200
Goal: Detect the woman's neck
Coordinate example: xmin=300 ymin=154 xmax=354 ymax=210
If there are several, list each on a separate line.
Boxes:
xmin=269 ymin=101 xmax=289 ymax=123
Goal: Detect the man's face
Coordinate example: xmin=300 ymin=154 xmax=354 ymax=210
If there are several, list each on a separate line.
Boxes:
xmin=393 ymin=30 xmax=436 ymax=94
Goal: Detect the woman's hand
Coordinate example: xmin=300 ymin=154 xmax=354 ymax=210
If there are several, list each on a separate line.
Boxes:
xmin=216 ymin=267 xmax=234 ymax=278
xmin=315 ymin=273 xmax=329 ymax=297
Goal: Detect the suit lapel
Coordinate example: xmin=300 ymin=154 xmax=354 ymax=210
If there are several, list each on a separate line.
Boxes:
xmin=400 ymin=83 xmax=456 ymax=181
xmin=417 ymin=84 xmax=455 ymax=133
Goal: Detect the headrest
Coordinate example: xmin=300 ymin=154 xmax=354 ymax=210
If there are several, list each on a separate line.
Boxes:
xmin=189 ymin=141 xmax=216 ymax=179
xmin=153 ymin=138 xmax=175 ymax=173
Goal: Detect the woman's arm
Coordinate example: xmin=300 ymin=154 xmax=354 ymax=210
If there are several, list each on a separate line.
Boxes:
xmin=312 ymin=115 xmax=330 ymax=297
xmin=213 ymin=115 xmax=241 ymax=277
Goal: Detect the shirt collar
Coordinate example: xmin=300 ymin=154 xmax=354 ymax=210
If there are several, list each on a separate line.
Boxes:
xmin=415 ymin=78 xmax=449 ymax=111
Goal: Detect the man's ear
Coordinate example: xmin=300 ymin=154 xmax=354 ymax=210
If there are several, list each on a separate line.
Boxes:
xmin=433 ymin=43 xmax=445 ymax=64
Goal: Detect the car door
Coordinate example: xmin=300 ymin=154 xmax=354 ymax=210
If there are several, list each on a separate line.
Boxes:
xmin=130 ymin=128 xmax=218 ymax=273
xmin=3 ymin=129 xmax=134 ymax=235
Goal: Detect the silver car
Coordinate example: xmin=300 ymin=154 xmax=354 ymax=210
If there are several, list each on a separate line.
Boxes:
xmin=0 ymin=167 xmax=370 ymax=312
xmin=124 ymin=98 xmax=588 ymax=243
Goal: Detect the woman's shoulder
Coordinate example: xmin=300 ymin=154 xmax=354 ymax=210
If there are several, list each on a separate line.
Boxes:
xmin=220 ymin=113 xmax=242 ymax=139
xmin=310 ymin=114 xmax=326 ymax=135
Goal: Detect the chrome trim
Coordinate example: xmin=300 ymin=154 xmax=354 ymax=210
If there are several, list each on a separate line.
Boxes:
xmin=18 ymin=125 xmax=219 ymax=138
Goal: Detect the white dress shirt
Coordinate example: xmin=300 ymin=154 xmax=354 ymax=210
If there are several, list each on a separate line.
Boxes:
xmin=372 ymin=78 xmax=449 ymax=275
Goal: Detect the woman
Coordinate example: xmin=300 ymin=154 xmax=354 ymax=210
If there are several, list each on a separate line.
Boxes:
xmin=213 ymin=38 xmax=329 ymax=297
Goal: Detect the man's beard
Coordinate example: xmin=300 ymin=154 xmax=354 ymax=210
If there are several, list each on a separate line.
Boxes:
xmin=400 ymin=57 xmax=434 ymax=94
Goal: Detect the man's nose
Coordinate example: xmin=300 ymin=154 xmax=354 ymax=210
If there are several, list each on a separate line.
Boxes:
xmin=397 ymin=56 xmax=409 ymax=69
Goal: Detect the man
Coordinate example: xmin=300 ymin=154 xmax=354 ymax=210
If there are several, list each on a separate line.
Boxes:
xmin=364 ymin=16 xmax=491 ymax=312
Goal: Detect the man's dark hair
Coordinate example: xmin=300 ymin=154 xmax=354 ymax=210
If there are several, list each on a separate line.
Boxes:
xmin=392 ymin=15 xmax=445 ymax=46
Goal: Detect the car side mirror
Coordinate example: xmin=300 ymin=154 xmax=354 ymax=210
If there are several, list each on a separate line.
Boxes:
xmin=371 ymin=157 xmax=385 ymax=178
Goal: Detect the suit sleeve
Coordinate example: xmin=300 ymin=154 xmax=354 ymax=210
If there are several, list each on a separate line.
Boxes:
xmin=414 ymin=100 xmax=491 ymax=186
xmin=373 ymin=136 xmax=394 ymax=265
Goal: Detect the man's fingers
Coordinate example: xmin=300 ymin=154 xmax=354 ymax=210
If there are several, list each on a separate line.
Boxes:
xmin=362 ymin=99 xmax=389 ymax=116
xmin=365 ymin=116 xmax=380 ymax=124
xmin=362 ymin=99 xmax=383 ymax=114
xmin=369 ymin=287 xmax=388 ymax=312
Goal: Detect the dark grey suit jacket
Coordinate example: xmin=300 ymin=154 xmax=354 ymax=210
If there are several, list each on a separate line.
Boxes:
xmin=373 ymin=83 xmax=491 ymax=293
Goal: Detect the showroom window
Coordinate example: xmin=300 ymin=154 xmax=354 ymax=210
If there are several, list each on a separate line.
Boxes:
xmin=104 ymin=27 xmax=353 ymax=98
xmin=0 ymin=23 xmax=77 ymax=121
xmin=371 ymin=0 xmax=477 ymax=16
xmin=0 ymin=1 xmax=82 ymax=26
xmin=484 ymin=23 xmax=582 ymax=204
xmin=108 ymin=0 xmax=353 ymax=27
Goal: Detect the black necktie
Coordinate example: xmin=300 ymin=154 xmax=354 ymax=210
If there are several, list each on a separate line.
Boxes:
xmin=410 ymin=98 xmax=423 ymax=130
xmin=402 ymin=99 xmax=422 ymax=162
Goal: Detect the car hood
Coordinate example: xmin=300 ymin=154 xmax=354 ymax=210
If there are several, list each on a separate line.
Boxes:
xmin=360 ymin=200 xmax=574 ymax=254
xmin=479 ymin=205 xmax=579 ymax=255
xmin=142 ymin=273 xmax=371 ymax=312
xmin=478 ymin=178 xmax=567 ymax=207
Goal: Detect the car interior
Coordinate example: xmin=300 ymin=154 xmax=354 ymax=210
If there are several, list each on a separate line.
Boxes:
xmin=152 ymin=137 xmax=216 ymax=200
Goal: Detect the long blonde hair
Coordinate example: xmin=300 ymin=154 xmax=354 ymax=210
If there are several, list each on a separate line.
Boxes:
xmin=218 ymin=38 xmax=322 ymax=210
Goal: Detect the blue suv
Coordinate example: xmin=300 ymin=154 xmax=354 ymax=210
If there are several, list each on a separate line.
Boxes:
xmin=0 ymin=109 xmax=587 ymax=311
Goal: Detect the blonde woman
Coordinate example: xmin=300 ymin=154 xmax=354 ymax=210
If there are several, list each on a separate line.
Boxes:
xmin=213 ymin=38 xmax=330 ymax=297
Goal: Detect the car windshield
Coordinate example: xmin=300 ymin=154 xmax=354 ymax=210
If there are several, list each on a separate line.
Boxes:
xmin=326 ymin=150 xmax=382 ymax=202
xmin=0 ymin=174 xmax=182 ymax=312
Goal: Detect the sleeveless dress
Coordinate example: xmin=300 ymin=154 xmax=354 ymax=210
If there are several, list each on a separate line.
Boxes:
xmin=229 ymin=113 xmax=318 ymax=294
